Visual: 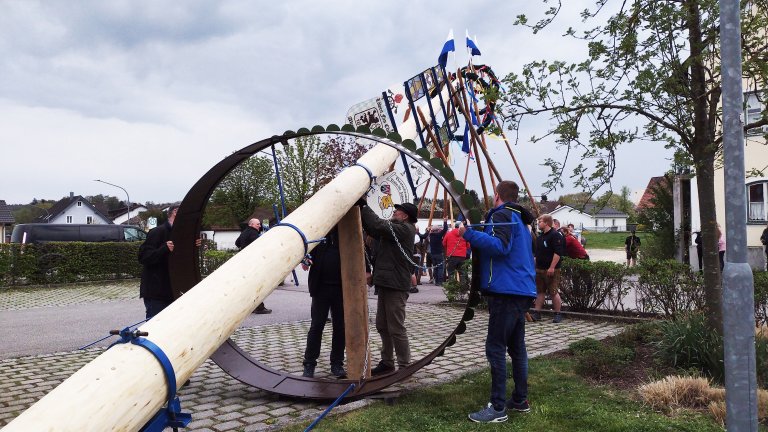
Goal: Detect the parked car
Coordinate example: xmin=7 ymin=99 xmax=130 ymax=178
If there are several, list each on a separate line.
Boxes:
xmin=10 ymin=224 xmax=147 ymax=244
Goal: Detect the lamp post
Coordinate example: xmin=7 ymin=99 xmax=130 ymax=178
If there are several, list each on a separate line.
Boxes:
xmin=94 ymin=179 xmax=131 ymax=224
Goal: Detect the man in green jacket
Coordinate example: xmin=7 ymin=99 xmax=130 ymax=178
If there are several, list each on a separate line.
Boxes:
xmin=359 ymin=200 xmax=418 ymax=375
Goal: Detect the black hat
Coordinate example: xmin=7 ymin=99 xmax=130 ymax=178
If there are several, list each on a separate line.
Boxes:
xmin=394 ymin=203 xmax=418 ymax=224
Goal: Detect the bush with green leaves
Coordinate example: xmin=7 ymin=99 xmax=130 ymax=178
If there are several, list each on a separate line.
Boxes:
xmin=201 ymin=250 xmax=237 ymax=276
xmin=559 ymin=258 xmax=628 ymax=312
xmin=0 ymin=242 xmax=142 ymax=286
xmin=441 ymin=260 xmax=472 ymax=303
xmin=656 ymin=313 xmax=725 ymax=384
xmin=755 ymin=270 xmax=768 ymax=326
xmin=633 ymin=258 xmax=704 ymax=318
xmin=569 ymin=337 xmax=635 ymax=379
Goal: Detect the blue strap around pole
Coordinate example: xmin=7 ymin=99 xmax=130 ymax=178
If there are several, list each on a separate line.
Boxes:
xmin=274 ymin=222 xmax=310 ymax=258
xmin=108 ymin=326 xmax=192 ymax=432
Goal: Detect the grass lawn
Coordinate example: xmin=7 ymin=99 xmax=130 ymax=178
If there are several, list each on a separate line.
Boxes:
xmin=284 ymin=356 xmax=724 ymax=432
xmin=582 ymin=231 xmax=652 ymax=250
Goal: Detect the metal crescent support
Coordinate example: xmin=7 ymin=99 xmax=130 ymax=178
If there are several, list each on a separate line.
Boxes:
xmin=169 ymin=129 xmax=483 ymax=400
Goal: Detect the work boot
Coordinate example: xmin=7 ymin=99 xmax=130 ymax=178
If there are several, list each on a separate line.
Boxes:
xmin=371 ymin=361 xmax=395 ymax=376
xmin=330 ymin=365 xmax=347 ymax=378
xmin=302 ymin=364 xmax=315 ymax=378
xmin=409 ymin=286 xmax=419 ymax=293
xmin=253 ymin=303 xmax=272 ymax=314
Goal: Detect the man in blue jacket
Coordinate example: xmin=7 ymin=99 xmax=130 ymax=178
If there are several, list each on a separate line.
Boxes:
xmin=459 ymin=180 xmax=537 ymax=423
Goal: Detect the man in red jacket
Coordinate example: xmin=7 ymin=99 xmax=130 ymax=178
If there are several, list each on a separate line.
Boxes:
xmin=443 ymin=222 xmax=471 ymax=284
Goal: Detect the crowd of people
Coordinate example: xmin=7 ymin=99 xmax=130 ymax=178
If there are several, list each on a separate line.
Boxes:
xmin=138 ymin=183 xmax=657 ymax=424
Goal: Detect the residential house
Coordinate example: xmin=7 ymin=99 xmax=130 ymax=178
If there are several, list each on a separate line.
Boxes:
xmin=36 ymin=193 xmax=113 ymax=225
xmin=550 ymin=204 xmax=629 ymax=232
xmin=108 ymin=204 xmax=148 ymax=225
xmin=0 ymin=200 xmax=15 ymax=243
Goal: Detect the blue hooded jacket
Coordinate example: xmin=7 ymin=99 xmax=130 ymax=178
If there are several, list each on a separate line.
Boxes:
xmin=462 ymin=203 xmax=536 ymax=298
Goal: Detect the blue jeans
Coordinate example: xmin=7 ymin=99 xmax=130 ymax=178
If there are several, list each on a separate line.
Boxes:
xmin=431 ymin=253 xmax=445 ymax=284
xmin=486 ymin=295 xmax=531 ymax=410
xmin=144 ymin=298 xmax=173 ymax=320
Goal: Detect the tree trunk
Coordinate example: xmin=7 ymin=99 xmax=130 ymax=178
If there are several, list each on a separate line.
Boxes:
xmin=695 ymin=157 xmax=723 ymax=334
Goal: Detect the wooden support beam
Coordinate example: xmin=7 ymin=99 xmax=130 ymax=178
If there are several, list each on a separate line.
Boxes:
xmin=338 ymin=207 xmax=371 ymax=380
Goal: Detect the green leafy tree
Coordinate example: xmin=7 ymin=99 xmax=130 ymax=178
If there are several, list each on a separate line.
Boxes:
xmin=205 ymin=155 xmax=277 ymax=227
xmin=637 ymin=174 xmax=676 ymax=259
xmin=275 ymin=135 xmax=329 ymax=209
xmin=502 ymin=0 xmax=768 ymax=332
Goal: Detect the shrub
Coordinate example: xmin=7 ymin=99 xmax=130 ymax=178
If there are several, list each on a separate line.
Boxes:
xmin=0 ymin=242 xmax=142 ymax=286
xmin=202 ymin=250 xmax=237 ymax=275
xmin=634 ymin=258 xmax=704 ymax=317
xmin=441 ymin=260 xmax=472 ymax=303
xmin=755 ymin=271 xmax=768 ymax=326
xmin=569 ymin=337 xmax=635 ymax=379
xmin=559 ymin=258 xmax=628 ymax=312
xmin=656 ymin=313 xmax=724 ymax=384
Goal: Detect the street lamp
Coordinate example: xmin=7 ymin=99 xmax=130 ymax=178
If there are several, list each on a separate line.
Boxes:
xmin=94 ymin=179 xmax=131 ymax=224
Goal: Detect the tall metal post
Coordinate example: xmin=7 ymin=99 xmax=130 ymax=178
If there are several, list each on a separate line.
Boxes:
xmin=94 ymin=179 xmax=131 ymax=224
xmin=719 ymin=0 xmax=758 ymax=429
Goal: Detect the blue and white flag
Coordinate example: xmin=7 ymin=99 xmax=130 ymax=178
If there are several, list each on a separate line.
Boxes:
xmin=466 ymin=30 xmax=481 ymax=56
xmin=438 ymin=29 xmax=455 ymax=68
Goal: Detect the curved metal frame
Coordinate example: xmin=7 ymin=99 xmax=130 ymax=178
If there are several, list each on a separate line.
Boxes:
xmin=169 ymin=127 xmax=482 ymax=400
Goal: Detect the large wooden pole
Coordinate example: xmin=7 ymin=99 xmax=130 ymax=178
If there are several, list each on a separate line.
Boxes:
xmin=3 ymin=143 xmax=400 ymax=432
xmin=337 ymin=207 xmax=371 ymax=380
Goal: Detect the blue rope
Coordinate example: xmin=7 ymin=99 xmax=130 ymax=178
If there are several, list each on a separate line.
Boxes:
xmin=78 ymin=319 xmax=147 ymax=350
xmin=304 ymin=384 xmax=356 ymax=432
xmin=271 ymin=144 xmax=288 ymax=219
xmin=274 ymin=222 xmax=309 ymax=257
xmin=352 ymin=162 xmax=376 ymax=187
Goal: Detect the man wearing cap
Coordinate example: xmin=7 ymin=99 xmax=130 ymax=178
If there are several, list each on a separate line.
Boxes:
xmin=358 ymin=199 xmax=418 ymax=375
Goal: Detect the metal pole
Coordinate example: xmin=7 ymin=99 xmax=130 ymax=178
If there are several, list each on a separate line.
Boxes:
xmin=94 ymin=179 xmax=131 ymax=224
xmin=719 ymin=0 xmax=758 ymax=429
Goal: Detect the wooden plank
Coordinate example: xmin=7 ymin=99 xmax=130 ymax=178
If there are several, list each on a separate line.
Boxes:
xmin=337 ymin=207 xmax=371 ymax=380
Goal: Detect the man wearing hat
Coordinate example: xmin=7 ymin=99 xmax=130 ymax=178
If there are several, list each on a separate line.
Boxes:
xmin=358 ymin=199 xmax=418 ymax=375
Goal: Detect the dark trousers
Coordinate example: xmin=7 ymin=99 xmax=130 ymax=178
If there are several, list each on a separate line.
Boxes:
xmin=446 ymin=256 xmax=467 ymax=283
xmin=431 ymin=253 xmax=445 ymax=284
xmin=143 ymin=298 xmax=173 ymax=320
xmin=486 ymin=295 xmax=530 ymax=410
xmin=303 ymin=293 xmax=345 ymax=367
xmin=376 ymin=288 xmax=410 ymax=368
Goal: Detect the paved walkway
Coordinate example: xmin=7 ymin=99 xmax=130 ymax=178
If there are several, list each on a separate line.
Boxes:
xmin=0 ymin=281 xmax=625 ymax=431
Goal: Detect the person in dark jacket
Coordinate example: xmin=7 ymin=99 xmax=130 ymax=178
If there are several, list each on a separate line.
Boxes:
xmin=235 ymin=218 xmax=271 ymax=314
xmin=427 ymin=220 xmax=449 ymax=284
xmin=139 ymin=206 xmax=178 ymax=319
xmin=300 ymin=226 xmax=346 ymax=378
xmin=459 ymin=180 xmax=536 ymax=423
xmin=139 ymin=205 xmax=201 ymax=319
xmin=359 ymin=200 xmax=417 ymax=375
xmin=534 ymin=213 xmax=565 ymax=323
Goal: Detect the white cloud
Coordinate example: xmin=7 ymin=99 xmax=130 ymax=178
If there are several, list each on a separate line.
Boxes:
xmin=0 ymin=0 xmax=671 ymax=205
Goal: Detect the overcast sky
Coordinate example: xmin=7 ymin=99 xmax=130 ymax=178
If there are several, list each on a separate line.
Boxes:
xmin=0 ymin=0 xmax=672 ymax=206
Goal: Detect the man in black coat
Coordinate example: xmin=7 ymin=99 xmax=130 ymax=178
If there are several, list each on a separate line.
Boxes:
xmin=359 ymin=201 xmax=418 ymax=375
xmin=235 ymin=218 xmax=272 ymax=314
xmin=139 ymin=205 xmax=201 ymax=319
xmin=300 ymin=226 xmax=346 ymax=378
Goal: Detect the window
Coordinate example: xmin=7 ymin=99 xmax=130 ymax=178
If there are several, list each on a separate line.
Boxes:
xmin=66 ymin=216 xmax=73 ymax=223
xmin=77 ymin=201 xmax=82 ymax=207
xmin=86 ymin=216 xmax=93 ymax=224
xmin=745 ymin=92 xmax=767 ymax=135
xmin=748 ymin=181 xmax=767 ymax=222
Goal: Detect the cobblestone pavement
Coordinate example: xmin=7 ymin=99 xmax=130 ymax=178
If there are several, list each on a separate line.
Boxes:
xmin=0 ymin=311 xmax=624 ymax=430
xmin=0 ymin=280 xmax=137 ymax=311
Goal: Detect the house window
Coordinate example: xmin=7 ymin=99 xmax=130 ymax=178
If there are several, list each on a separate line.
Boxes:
xmin=748 ymin=181 xmax=767 ymax=222
xmin=86 ymin=216 xmax=93 ymax=224
xmin=66 ymin=216 xmax=73 ymax=223
xmin=745 ymin=92 xmax=767 ymax=135
xmin=77 ymin=201 xmax=82 ymax=207
xmin=612 ymin=219 xmax=616 ymax=226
